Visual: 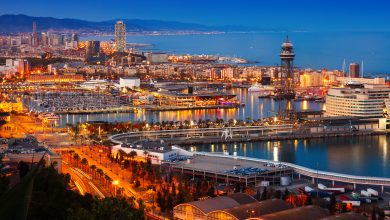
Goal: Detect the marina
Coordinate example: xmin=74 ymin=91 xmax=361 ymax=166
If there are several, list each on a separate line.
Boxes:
xmin=47 ymin=88 xmax=324 ymax=127
xmin=29 ymin=91 xmax=133 ymax=114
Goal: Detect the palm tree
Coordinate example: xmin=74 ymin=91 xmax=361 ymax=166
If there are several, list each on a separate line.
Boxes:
xmin=96 ymin=168 xmax=104 ymax=184
xmin=129 ymin=151 xmax=137 ymax=161
xmin=118 ymin=149 xmax=126 ymax=162
xmin=70 ymin=123 xmax=80 ymax=144
xmin=73 ymin=153 xmax=80 ymax=167
xmin=81 ymin=158 xmax=88 ymax=171
xmin=143 ymin=151 xmax=148 ymax=161
xmin=90 ymin=164 xmax=97 ymax=178
xmin=104 ymin=174 xmax=112 ymax=188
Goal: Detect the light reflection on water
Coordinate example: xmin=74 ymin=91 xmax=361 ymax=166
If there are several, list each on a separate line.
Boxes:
xmin=58 ymin=88 xmax=323 ymax=126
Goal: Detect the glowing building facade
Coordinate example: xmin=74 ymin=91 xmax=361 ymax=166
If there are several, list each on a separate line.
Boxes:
xmin=115 ymin=20 xmax=126 ymax=52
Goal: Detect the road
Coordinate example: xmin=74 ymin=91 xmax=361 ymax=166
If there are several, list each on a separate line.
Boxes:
xmin=72 ymin=148 xmax=139 ymax=199
xmin=62 ymin=160 xmax=106 ymax=199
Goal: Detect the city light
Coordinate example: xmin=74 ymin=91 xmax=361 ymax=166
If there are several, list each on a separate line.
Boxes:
xmin=0 ymin=3 xmax=388 ymax=219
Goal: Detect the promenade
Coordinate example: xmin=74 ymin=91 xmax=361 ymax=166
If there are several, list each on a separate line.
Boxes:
xmin=109 ymin=125 xmax=387 ymax=145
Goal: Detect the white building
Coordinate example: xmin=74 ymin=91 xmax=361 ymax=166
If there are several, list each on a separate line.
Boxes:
xmin=80 ymin=79 xmax=113 ymax=90
xmin=335 ymin=77 xmax=385 ymax=85
xmin=326 ymin=84 xmax=390 ymax=118
xmin=111 ymin=141 xmax=193 ymax=164
xmin=119 ymin=77 xmax=140 ymax=89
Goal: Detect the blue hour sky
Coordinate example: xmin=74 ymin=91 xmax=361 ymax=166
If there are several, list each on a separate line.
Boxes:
xmin=1 ymin=0 xmax=389 ymax=31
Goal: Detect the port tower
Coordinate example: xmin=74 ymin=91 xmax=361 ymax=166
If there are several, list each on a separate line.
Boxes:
xmin=275 ymin=36 xmax=296 ymax=100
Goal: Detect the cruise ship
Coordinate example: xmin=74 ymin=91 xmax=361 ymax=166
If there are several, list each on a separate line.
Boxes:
xmin=326 ymin=84 xmax=390 ymax=118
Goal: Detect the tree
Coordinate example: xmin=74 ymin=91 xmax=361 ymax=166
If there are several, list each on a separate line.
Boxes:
xmin=166 ymin=193 xmax=174 ymax=212
xmin=156 ymin=191 xmax=165 ymax=212
xmin=96 ymin=169 xmax=104 ymax=184
xmin=129 ymin=151 xmax=137 ymax=161
xmin=273 ymin=190 xmax=282 ymax=199
xmin=282 ymin=188 xmax=290 ymax=200
xmin=260 ymin=187 xmax=267 ymax=201
xmin=17 ymin=161 xmax=30 ymax=179
xmin=90 ymin=165 xmax=97 ymax=178
xmin=255 ymin=189 xmax=261 ymax=201
xmin=81 ymin=158 xmax=88 ymax=171
xmin=134 ymin=179 xmax=141 ymax=188
xmin=207 ymin=186 xmax=215 ymax=197
xmin=143 ymin=151 xmax=148 ymax=161
xmin=329 ymin=194 xmax=337 ymax=214
xmin=73 ymin=153 xmax=80 ymax=167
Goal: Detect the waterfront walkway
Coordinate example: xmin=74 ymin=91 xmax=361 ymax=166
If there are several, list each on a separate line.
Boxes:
xmin=109 ymin=125 xmax=386 ymax=145
xmin=109 ymin=125 xmax=294 ymax=144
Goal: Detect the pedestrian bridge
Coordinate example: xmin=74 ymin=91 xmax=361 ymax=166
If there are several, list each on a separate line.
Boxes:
xmin=109 ymin=125 xmax=293 ymax=144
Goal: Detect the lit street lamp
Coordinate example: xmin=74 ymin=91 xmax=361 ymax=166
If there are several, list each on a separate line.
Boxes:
xmin=113 ymin=180 xmax=119 ymax=197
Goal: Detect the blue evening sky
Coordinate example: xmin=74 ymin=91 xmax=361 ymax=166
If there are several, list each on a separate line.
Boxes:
xmin=1 ymin=0 xmax=389 ymax=31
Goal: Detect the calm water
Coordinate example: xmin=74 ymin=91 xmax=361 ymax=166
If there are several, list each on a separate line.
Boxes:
xmin=58 ymin=88 xmax=324 ymax=126
xmin=188 ymin=135 xmax=390 ymax=178
xmin=83 ymin=32 xmax=390 ymax=74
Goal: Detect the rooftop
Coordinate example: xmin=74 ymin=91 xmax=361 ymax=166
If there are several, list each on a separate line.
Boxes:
xmin=320 ymin=212 xmax=367 ymax=220
xmin=250 ymin=205 xmax=329 ymax=220
xmin=120 ymin=140 xmax=173 ymax=153
xmin=179 ymin=193 xmax=256 ymax=214
xmin=217 ymin=199 xmax=291 ymax=219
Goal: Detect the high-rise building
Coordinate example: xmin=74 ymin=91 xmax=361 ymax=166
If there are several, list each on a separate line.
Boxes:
xmin=115 ymin=20 xmax=126 ymax=52
xmin=31 ymin=21 xmax=38 ymax=47
xmin=85 ymin=41 xmax=104 ymax=64
xmin=71 ymin=33 xmax=79 ymax=42
xmin=350 ymin=63 xmax=360 ymax=78
xmin=41 ymin=33 xmax=48 ymax=46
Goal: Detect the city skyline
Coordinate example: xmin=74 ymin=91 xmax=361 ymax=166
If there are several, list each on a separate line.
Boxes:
xmin=1 ymin=0 xmax=390 ymax=32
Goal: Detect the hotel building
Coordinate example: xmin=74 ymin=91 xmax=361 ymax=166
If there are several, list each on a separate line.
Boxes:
xmin=326 ymin=84 xmax=390 ymax=118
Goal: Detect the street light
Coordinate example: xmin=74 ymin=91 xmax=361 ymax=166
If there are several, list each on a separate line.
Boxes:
xmin=99 ymin=149 xmax=103 ymax=164
xmin=246 ymin=209 xmax=255 ymax=218
xmin=113 ymin=180 xmax=119 ymax=197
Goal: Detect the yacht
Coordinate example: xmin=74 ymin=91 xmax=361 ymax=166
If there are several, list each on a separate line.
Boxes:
xmin=248 ymin=83 xmax=274 ymax=92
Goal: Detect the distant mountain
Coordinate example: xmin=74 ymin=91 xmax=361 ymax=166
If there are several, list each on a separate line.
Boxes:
xmin=0 ymin=14 xmax=259 ymax=33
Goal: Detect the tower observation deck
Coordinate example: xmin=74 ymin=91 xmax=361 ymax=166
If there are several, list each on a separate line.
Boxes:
xmin=275 ymin=37 xmax=296 ymax=99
